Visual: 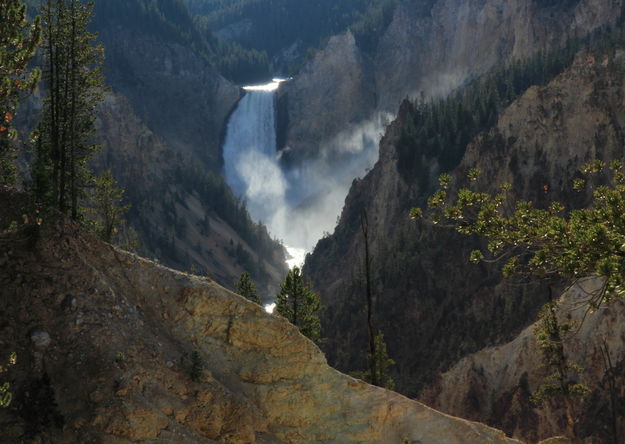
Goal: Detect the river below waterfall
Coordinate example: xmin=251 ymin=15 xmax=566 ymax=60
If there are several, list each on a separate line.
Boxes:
xmin=222 ymin=78 xmax=388 ymax=269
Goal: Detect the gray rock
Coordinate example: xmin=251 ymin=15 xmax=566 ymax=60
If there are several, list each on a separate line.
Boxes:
xmin=30 ymin=330 xmax=51 ymax=350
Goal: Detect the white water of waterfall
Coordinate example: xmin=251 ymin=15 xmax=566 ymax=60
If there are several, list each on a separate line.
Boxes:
xmin=223 ymin=80 xmax=288 ymax=227
xmin=222 ymin=78 xmax=390 ymax=279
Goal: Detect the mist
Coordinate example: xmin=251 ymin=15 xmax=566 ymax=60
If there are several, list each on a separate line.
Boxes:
xmin=222 ymin=84 xmax=392 ymax=256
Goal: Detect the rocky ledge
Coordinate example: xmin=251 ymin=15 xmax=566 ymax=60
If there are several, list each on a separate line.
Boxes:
xmin=0 ymin=194 xmax=519 ymax=443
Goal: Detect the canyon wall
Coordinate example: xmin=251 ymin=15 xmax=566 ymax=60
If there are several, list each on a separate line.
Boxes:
xmin=281 ymin=0 xmax=624 ymax=163
xmin=304 ymin=45 xmax=625 ymax=442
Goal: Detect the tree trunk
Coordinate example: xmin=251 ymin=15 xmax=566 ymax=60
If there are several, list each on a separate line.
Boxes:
xmin=69 ymin=0 xmax=77 ymax=219
xmin=361 ymin=210 xmax=377 ymax=386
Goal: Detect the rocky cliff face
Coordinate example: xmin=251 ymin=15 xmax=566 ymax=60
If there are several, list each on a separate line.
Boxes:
xmin=96 ymin=21 xmax=241 ymax=168
xmin=305 ymin=46 xmax=625 ymax=406
xmin=0 ymin=196 xmax=521 ymax=444
xmin=95 ymin=93 xmax=286 ymax=299
xmin=282 ymin=0 xmax=624 ymax=163
xmin=83 ymin=3 xmax=290 ymax=295
xmin=278 ymin=31 xmax=376 ymax=161
xmin=421 ymin=279 xmax=625 ymax=443
xmin=375 ymin=0 xmax=624 ymax=111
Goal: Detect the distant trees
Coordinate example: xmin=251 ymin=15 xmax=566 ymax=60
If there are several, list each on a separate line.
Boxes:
xmin=188 ymin=0 xmax=399 ymax=73
xmin=276 ymin=266 xmax=322 ymax=343
xmin=236 ymin=271 xmax=260 ymax=304
xmin=32 ymin=0 xmax=105 ymax=220
xmin=396 ymin=35 xmax=585 ymax=182
xmin=0 ymin=0 xmax=41 ymax=185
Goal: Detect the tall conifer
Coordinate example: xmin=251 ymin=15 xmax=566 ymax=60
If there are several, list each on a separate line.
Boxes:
xmin=33 ymin=0 xmax=104 ymax=219
xmin=276 ymin=267 xmax=322 ymax=344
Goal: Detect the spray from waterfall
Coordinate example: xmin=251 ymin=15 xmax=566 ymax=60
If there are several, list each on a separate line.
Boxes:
xmin=222 ymin=78 xmax=390 ymax=271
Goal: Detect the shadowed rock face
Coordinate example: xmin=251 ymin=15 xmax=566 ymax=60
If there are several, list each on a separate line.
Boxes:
xmin=422 ymin=279 xmax=625 ymax=442
xmin=97 ymin=28 xmax=241 ymax=168
xmin=282 ymin=0 xmax=624 ymax=163
xmin=304 ymin=46 xmax=625 ymax=401
xmin=0 ymin=200 xmax=520 ymax=443
xmin=94 ymin=93 xmax=287 ymax=300
xmin=278 ymin=31 xmax=377 ymax=161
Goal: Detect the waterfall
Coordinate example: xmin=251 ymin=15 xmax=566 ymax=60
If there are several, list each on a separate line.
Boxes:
xmin=223 ymin=80 xmax=287 ymax=227
xmin=222 ymin=78 xmax=388 ymax=270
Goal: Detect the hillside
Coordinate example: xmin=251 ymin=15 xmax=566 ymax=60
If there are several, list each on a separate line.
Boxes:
xmin=279 ymin=0 xmax=624 ymax=165
xmin=422 ymin=278 xmax=625 ymax=442
xmin=0 ymin=190 xmax=521 ymax=443
xmin=304 ymin=35 xmax=625 ymax=436
xmin=86 ymin=0 xmax=289 ymax=294
xmin=187 ymin=0 xmax=397 ymax=72
xmin=95 ymin=93 xmax=286 ymax=297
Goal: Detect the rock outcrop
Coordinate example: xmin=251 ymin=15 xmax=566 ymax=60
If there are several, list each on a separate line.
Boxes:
xmin=422 ymin=279 xmax=625 ymax=443
xmin=96 ymin=23 xmax=241 ymax=167
xmin=375 ymin=0 xmax=624 ymax=111
xmin=278 ymin=31 xmax=376 ymax=161
xmin=0 ymin=198 xmax=520 ymax=443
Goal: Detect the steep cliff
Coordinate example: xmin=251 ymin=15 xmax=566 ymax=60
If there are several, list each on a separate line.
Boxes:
xmin=0 ymin=193 xmax=522 ymax=444
xmin=92 ymin=1 xmax=241 ymax=167
xmin=85 ymin=1 xmax=290 ymax=294
xmin=278 ymin=31 xmax=376 ymax=162
xmin=421 ymin=279 xmax=625 ymax=443
xmin=95 ymin=93 xmax=286 ymax=298
xmin=375 ymin=0 xmax=624 ymax=111
xmin=281 ymin=0 xmax=624 ymax=163
xmin=305 ymin=45 xmax=625 ymax=401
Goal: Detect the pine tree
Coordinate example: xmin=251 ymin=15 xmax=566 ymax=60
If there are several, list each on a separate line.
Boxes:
xmin=369 ymin=332 xmax=395 ymax=390
xmin=350 ymin=331 xmax=395 ymax=390
xmin=88 ymin=170 xmax=130 ymax=243
xmin=0 ymin=0 xmax=41 ymax=185
xmin=236 ymin=271 xmax=260 ymax=304
xmin=532 ymin=297 xmax=588 ymax=438
xmin=32 ymin=0 xmax=104 ymax=219
xmin=276 ymin=266 xmax=322 ymax=343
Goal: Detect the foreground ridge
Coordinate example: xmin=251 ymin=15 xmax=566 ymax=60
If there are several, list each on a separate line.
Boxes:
xmin=0 ymin=198 xmax=519 ymax=443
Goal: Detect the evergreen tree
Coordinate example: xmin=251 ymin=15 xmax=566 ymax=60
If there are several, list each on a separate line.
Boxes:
xmin=88 ymin=170 xmax=130 ymax=243
xmin=276 ymin=266 xmax=322 ymax=343
xmin=416 ymin=160 xmax=625 ymax=311
xmin=32 ymin=0 xmax=104 ymax=219
xmin=0 ymin=0 xmax=41 ymax=185
xmin=350 ymin=331 xmax=395 ymax=390
xmin=368 ymin=332 xmax=395 ymax=390
xmin=236 ymin=271 xmax=260 ymax=304
xmin=532 ymin=298 xmax=589 ymax=438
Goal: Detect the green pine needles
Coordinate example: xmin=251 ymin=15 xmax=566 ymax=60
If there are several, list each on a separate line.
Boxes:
xmin=32 ymin=0 xmax=105 ymax=220
xmin=414 ymin=160 xmax=625 ymax=311
xmin=352 ymin=332 xmax=395 ymax=390
xmin=532 ymin=300 xmax=589 ymax=405
xmin=0 ymin=0 xmax=41 ymax=186
xmin=236 ymin=272 xmax=260 ymax=304
xmin=276 ymin=266 xmax=322 ymax=344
